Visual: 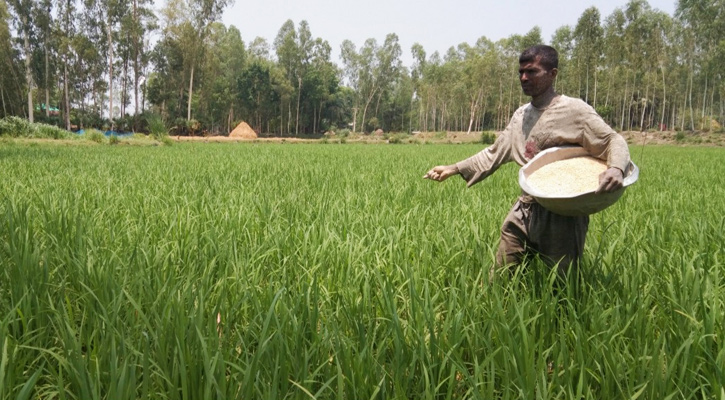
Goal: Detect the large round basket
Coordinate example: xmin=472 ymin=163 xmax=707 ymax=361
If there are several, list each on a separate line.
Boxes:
xmin=518 ymin=146 xmax=639 ymax=217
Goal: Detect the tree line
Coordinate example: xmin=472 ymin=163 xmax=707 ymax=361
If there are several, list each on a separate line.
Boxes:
xmin=1 ymin=0 xmax=722 ymax=135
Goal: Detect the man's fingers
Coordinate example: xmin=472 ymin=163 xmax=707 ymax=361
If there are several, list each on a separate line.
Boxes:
xmin=596 ymin=177 xmax=623 ymax=193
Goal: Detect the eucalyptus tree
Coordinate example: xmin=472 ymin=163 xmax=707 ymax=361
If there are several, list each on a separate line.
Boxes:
xmin=6 ymin=0 xmax=36 ymax=121
xmin=459 ymin=37 xmax=496 ymax=134
xmin=34 ymin=0 xmax=54 ymax=119
xmin=0 ymin=0 xmax=24 ymax=117
xmin=199 ymin=23 xmax=246 ymax=133
xmin=550 ymin=25 xmax=574 ymax=96
xmin=147 ymin=34 xmax=185 ymax=121
xmin=55 ymin=0 xmax=77 ymax=129
xmin=677 ymin=0 xmax=725 ymax=129
xmin=274 ymin=19 xmax=316 ymax=135
xmin=161 ymin=0 xmax=233 ymax=124
xmin=340 ymin=39 xmax=361 ymax=132
xmin=301 ymin=37 xmax=339 ymax=133
xmin=573 ymin=7 xmax=603 ymax=105
xmin=0 ymin=0 xmax=26 ymax=117
xmin=128 ymin=0 xmax=156 ymax=127
xmin=602 ymin=7 xmax=628 ymax=129
xmin=248 ymin=36 xmax=270 ymax=60
xmin=340 ymin=33 xmax=402 ymax=133
xmin=410 ymin=42 xmax=426 ymax=131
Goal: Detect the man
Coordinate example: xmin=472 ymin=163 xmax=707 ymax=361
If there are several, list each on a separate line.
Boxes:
xmin=424 ymin=45 xmax=630 ymax=277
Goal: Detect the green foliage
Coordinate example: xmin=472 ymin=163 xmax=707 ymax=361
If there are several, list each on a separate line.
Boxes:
xmin=34 ymin=123 xmax=73 ymax=139
xmin=675 ymin=131 xmax=686 ymax=141
xmin=0 ymin=116 xmax=73 ymax=139
xmin=146 ymin=114 xmax=168 ymax=140
xmin=0 ymin=143 xmax=723 ymax=398
xmin=85 ymin=129 xmax=106 ymax=144
xmin=0 ymin=116 xmax=33 ymax=137
xmin=595 ymin=105 xmax=613 ymax=119
xmin=387 ymin=133 xmax=408 ymax=144
xmin=480 ymin=131 xmax=496 ymax=144
xmin=108 ymin=135 xmax=120 ymax=145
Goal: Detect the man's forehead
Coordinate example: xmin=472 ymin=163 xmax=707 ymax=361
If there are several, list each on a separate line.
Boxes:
xmin=519 ymin=59 xmax=543 ymax=69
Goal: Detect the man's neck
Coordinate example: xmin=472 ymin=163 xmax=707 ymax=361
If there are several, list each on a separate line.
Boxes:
xmin=530 ymin=89 xmax=559 ymax=109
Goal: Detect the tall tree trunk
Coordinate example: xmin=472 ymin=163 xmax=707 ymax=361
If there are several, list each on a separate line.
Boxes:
xmin=701 ymin=75 xmax=708 ymax=131
xmin=63 ymin=60 xmax=70 ymax=130
xmin=1 ymin=87 xmax=6 ymax=117
xmin=620 ymin=70 xmax=628 ymax=131
xmin=187 ymin=65 xmax=194 ymax=121
xmin=361 ymin=90 xmax=376 ymax=134
xmin=593 ymin=68 xmax=598 ymax=108
xmin=639 ymin=82 xmax=649 ymax=131
xmin=687 ymin=62 xmax=694 ymax=131
xmin=133 ymin=0 xmax=139 ymax=126
xmin=45 ymin=35 xmax=50 ymax=118
xmin=295 ymin=76 xmax=301 ymax=135
xmin=122 ymin=49 xmax=128 ymax=118
xmin=467 ymin=89 xmax=482 ymax=134
xmin=108 ymin=19 xmax=114 ymax=126
xmin=23 ymin=15 xmax=33 ymax=123
xmin=660 ymin=66 xmax=666 ymax=130
xmin=352 ymin=107 xmax=358 ymax=133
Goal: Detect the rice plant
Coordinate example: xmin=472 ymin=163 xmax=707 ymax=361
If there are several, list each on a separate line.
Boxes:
xmin=0 ymin=142 xmax=722 ymax=399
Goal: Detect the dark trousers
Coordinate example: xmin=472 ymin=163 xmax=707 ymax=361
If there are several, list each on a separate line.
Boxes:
xmin=493 ymin=197 xmax=589 ymax=279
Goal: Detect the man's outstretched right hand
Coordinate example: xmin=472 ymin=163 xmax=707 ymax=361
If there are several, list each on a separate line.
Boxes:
xmin=423 ymin=165 xmax=459 ymax=182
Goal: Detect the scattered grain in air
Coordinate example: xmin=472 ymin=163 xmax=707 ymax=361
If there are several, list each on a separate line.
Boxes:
xmin=527 ymin=156 xmax=607 ymax=196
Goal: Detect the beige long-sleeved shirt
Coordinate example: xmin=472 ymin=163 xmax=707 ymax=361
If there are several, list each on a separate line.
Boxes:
xmin=456 ymin=95 xmax=630 ymax=189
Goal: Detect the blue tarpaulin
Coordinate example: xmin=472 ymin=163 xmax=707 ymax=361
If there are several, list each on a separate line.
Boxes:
xmin=73 ymin=129 xmax=134 ymax=137
xmin=104 ymin=130 xmax=134 ymax=137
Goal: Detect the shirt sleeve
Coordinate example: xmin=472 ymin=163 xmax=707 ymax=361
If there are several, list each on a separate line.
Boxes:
xmin=455 ymin=111 xmax=519 ymax=187
xmin=577 ymin=103 xmax=630 ymax=173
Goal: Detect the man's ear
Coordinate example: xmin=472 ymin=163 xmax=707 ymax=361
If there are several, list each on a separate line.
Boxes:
xmin=550 ymin=68 xmax=558 ymax=79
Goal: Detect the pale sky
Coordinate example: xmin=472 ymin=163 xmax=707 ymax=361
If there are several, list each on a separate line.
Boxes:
xmin=221 ymin=0 xmax=677 ymax=67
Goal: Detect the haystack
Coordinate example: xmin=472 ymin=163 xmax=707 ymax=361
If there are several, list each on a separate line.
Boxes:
xmin=229 ymin=121 xmax=258 ymax=139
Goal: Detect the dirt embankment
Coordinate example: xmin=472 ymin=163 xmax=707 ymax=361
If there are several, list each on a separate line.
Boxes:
xmin=170 ymin=130 xmax=724 ymax=146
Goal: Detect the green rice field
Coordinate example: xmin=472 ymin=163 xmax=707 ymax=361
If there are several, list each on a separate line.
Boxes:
xmin=0 ymin=141 xmax=723 ymax=399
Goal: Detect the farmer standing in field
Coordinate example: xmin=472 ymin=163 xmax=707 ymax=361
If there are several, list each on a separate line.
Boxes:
xmin=424 ymin=45 xmax=630 ymax=278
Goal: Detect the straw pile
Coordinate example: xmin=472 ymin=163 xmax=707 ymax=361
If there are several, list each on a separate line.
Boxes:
xmin=527 ymin=156 xmax=607 ymax=196
xmin=229 ymin=121 xmax=257 ymax=139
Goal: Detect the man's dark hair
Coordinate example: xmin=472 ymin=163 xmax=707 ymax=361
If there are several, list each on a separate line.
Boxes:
xmin=519 ymin=45 xmax=558 ymax=71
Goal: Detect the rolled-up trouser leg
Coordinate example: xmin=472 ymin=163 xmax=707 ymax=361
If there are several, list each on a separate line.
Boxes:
xmin=493 ymin=198 xmax=589 ymax=279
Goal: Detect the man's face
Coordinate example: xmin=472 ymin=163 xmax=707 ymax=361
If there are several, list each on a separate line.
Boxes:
xmin=519 ymin=57 xmax=557 ymax=98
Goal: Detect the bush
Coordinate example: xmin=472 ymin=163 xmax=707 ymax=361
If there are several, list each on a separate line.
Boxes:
xmin=388 ymin=133 xmax=408 ymax=144
xmin=675 ymin=131 xmax=686 ymax=142
xmin=0 ymin=117 xmax=73 ymax=139
xmin=86 ymin=129 xmax=106 ymax=144
xmin=146 ymin=114 xmax=168 ymax=140
xmin=34 ymin=123 xmax=72 ymax=139
xmin=338 ymin=129 xmax=350 ymax=137
xmin=480 ymin=131 xmax=496 ymax=145
xmin=0 ymin=116 xmax=32 ymax=137
xmin=109 ymin=135 xmax=120 ymax=145
xmin=160 ymin=136 xmax=174 ymax=146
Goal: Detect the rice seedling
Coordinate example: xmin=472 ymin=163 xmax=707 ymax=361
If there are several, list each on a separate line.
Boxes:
xmin=0 ymin=142 xmax=722 ymax=399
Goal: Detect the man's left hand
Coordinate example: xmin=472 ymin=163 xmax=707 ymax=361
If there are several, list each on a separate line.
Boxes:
xmin=596 ymin=167 xmax=624 ymax=194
